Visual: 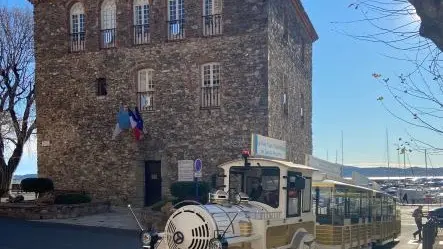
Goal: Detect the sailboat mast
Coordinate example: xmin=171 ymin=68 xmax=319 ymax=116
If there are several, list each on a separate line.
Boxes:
xmin=425 ymin=149 xmax=428 ymax=179
xmin=341 ymin=131 xmax=344 ymax=165
xmin=386 ymin=128 xmax=390 ymax=181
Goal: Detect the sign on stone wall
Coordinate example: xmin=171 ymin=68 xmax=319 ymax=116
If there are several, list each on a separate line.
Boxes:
xmin=305 ymin=155 xmax=343 ymax=178
xmin=250 ymin=134 xmax=287 ymax=160
xmin=178 ymin=160 xmax=194 ymax=182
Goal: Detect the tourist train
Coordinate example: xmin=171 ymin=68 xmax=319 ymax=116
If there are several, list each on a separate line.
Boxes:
xmin=131 ymin=152 xmax=401 ymax=249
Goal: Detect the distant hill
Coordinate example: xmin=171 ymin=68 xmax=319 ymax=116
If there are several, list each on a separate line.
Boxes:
xmin=12 ymin=174 xmax=37 ymax=183
xmin=343 ymin=166 xmax=443 ymax=178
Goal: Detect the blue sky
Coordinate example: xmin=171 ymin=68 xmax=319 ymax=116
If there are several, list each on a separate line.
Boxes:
xmin=2 ymin=0 xmax=442 ymax=175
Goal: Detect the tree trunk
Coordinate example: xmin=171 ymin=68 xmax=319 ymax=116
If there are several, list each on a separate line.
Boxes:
xmin=408 ymin=0 xmax=443 ymax=51
xmin=0 ymin=172 xmax=12 ymax=199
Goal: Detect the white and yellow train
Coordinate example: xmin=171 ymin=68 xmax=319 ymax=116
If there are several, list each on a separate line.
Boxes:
xmin=132 ymin=155 xmax=401 ymax=249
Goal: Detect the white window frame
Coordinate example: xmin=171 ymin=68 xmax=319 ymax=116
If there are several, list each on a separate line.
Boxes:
xmin=133 ymin=0 xmax=150 ymax=44
xmin=168 ymin=0 xmax=185 ymax=39
xmin=201 ymin=63 xmax=221 ymax=108
xmin=100 ymin=0 xmax=116 ymax=48
xmin=203 ymin=0 xmax=223 ymax=36
xmin=137 ymin=69 xmax=155 ymax=111
xmin=70 ymin=2 xmax=85 ymax=52
xmin=302 ymin=177 xmax=312 ymax=212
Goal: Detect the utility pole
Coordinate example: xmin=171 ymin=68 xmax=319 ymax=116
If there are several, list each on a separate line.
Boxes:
xmin=327 ymin=150 xmax=329 ymax=161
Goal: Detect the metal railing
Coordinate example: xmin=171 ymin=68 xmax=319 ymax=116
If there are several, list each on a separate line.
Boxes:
xmin=138 ymin=92 xmax=154 ymax=111
xmin=133 ymin=24 xmax=150 ymax=45
xmin=70 ymin=32 xmax=85 ymax=52
xmin=203 ymin=14 xmax=222 ymax=36
xmin=100 ymin=28 xmax=116 ymax=49
xmin=201 ymin=86 xmax=220 ymax=108
xmin=167 ymin=19 xmax=185 ymax=40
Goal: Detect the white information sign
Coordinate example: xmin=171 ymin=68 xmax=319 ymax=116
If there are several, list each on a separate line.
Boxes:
xmin=178 ymin=160 xmax=194 ymax=182
xmin=305 ymin=155 xmax=343 ymax=178
xmin=250 ymin=134 xmax=287 ymax=160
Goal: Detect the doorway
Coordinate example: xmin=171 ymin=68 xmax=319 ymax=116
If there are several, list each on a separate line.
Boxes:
xmin=144 ymin=160 xmax=162 ymax=206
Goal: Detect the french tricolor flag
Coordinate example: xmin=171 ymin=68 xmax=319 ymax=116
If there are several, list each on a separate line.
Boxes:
xmin=128 ymin=107 xmax=144 ymax=141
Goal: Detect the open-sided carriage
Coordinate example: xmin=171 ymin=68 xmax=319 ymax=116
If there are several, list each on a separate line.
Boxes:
xmin=312 ymin=176 xmax=401 ymax=249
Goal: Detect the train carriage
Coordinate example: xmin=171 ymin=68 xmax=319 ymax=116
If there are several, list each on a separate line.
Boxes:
xmin=371 ymin=191 xmax=401 ymax=246
xmin=312 ymin=178 xmax=375 ymax=249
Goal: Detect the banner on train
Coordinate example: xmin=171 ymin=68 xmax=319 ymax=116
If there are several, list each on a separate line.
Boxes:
xmin=305 ymin=155 xmax=343 ymax=178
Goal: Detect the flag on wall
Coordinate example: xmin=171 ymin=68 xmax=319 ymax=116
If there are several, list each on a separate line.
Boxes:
xmin=128 ymin=107 xmax=144 ymax=141
xmin=112 ymin=105 xmax=131 ymax=140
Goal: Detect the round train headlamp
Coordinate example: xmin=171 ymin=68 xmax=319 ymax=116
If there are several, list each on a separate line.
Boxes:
xmin=141 ymin=231 xmax=151 ymax=245
xmin=209 ymin=238 xmax=223 ymax=249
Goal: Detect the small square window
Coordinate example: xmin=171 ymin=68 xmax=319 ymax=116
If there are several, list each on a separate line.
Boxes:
xmin=97 ymin=78 xmax=107 ymax=96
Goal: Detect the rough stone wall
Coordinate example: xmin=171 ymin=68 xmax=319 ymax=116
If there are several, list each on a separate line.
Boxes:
xmin=266 ymin=0 xmax=313 ymax=164
xmin=34 ymin=0 xmax=270 ymax=206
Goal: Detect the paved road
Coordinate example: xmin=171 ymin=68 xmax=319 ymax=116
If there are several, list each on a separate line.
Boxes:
xmin=0 ymin=217 xmax=141 ymax=249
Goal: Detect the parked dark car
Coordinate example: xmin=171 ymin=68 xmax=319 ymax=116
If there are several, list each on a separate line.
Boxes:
xmin=427 ymin=207 xmax=443 ymax=228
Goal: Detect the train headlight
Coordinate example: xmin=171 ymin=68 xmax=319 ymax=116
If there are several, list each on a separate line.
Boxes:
xmin=141 ymin=231 xmax=151 ymax=245
xmin=209 ymin=238 xmax=223 ymax=249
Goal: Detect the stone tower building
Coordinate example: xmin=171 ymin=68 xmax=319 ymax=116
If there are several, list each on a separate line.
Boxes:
xmin=30 ymin=0 xmax=318 ymax=206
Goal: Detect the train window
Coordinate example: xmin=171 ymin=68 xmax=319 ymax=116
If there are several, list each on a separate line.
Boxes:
xmin=287 ymin=171 xmax=302 ymax=217
xmin=302 ymin=177 xmax=312 ymax=212
xmin=229 ymin=166 xmax=280 ymax=208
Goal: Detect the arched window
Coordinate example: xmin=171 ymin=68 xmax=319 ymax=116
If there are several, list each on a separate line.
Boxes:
xmin=137 ymin=69 xmax=154 ymax=111
xmin=167 ymin=0 xmax=185 ymax=40
xmin=101 ymin=0 xmax=116 ymax=48
xmin=201 ymin=63 xmax=220 ymax=108
xmin=70 ymin=2 xmax=85 ymax=52
xmin=133 ymin=0 xmax=150 ymax=44
xmin=203 ymin=0 xmax=223 ymax=36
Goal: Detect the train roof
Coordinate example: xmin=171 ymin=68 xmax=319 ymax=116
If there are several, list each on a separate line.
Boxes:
xmin=313 ymin=179 xmax=378 ymax=192
xmin=219 ymin=158 xmax=319 ymax=171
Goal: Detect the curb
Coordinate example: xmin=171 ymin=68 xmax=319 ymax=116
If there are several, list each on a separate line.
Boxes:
xmin=0 ymin=216 xmax=140 ymax=236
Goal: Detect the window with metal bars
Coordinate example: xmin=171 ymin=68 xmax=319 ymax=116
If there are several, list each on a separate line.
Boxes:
xmin=70 ymin=3 xmax=85 ymax=52
xmin=201 ymin=63 xmax=220 ymax=108
xmin=133 ymin=0 xmax=150 ymax=44
xmin=137 ymin=69 xmax=155 ymax=111
xmin=203 ymin=0 xmax=223 ymax=36
xmin=100 ymin=0 xmax=117 ymax=48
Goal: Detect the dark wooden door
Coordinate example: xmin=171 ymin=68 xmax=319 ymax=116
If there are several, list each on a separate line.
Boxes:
xmin=145 ymin=161 xmax=162 ymax=206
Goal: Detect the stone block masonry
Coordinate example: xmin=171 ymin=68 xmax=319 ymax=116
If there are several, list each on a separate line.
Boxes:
xmin=31 ymin=0 xmax=318 ymax=206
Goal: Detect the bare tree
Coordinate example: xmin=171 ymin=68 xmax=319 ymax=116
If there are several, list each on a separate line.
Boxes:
xmin=0 ymin=7 xmax=35 ymax=198
xmin=335 ymin=1 xmax=443 ymax=152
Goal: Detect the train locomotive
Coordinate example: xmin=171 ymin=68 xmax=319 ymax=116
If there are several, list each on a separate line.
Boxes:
xmin=135 ymin=156 xmax=319 ymax=249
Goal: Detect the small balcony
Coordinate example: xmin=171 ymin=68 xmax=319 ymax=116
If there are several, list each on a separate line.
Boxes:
xmin=100 ymin=28 xmax=116 ymax=49
xmin=134 ymin=24 xmax=150 ymax=45
xmin=201 ymin=86 xmax=220 ymax=108
xmin=203 ymin=14 xmax=222 ymax=36
xmin=70 ymin=32 xmax=85 ymax=52
xmin=167 ymin=19 xmax=185 ymax=41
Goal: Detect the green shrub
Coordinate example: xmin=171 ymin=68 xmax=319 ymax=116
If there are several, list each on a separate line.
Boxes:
xmin=21 ymin=178 xmax=54 ymax=195
xmin=54 ymin=193 xmax=92 ymax=204
xmin=150 ymin=197 xmax=178 ymax=211
xmin=170 ymin=181 xmax=210 ymax=204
